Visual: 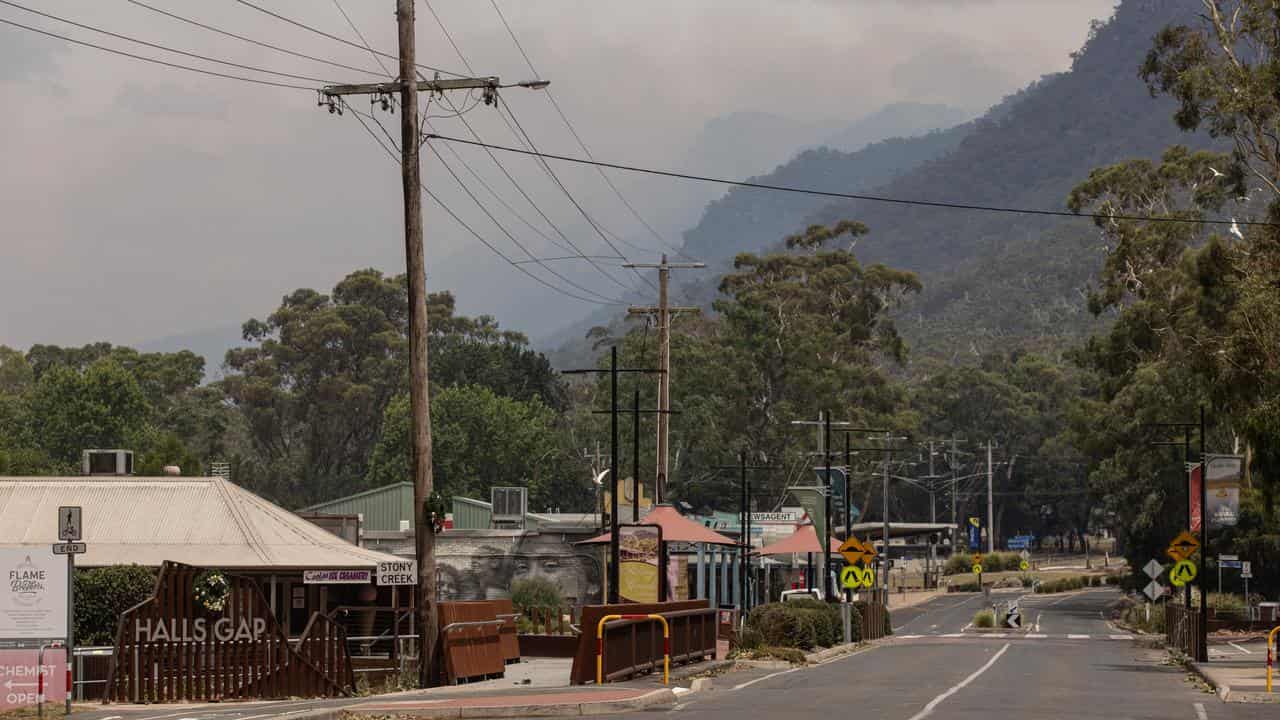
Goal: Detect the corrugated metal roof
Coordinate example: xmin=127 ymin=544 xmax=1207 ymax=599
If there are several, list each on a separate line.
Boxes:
xmin=0 ymin=476 xmax=403 ymax=570
xmin=300 ymin=482 xmax=414 ymax=532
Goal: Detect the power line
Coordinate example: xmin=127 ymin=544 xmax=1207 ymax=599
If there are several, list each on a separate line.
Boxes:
xmin=0 ymin=1 xmax=337 ymax=84
xmin=497 ymin=95 xmax=658 ymax=293
xmin=0 ymin=16 xmax=314 ymax=91
xmin=123 ymin=0 xmax=386 ymax=79
xmin=331 ymin=0 xmax=392 ymax=78
xmin=230 ymin=0 xmax=465 ymax=78
xmin=412 ymin=2 xmax=639 ymax=293
xmin=487 ymin=0 xmax=695 ymax=261
xmin=427 ymin=134 xmax=1280 ymax=229
xmin=346 ymin=108 xmax=625 ymax=307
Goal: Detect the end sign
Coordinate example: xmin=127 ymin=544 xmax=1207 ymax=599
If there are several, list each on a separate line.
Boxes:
xmin=376 ymin=560 xmax=418 ymax=586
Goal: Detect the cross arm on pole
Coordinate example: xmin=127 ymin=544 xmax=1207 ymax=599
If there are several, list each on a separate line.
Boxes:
xmin=319 ymin=76 xmax=548 ymax=97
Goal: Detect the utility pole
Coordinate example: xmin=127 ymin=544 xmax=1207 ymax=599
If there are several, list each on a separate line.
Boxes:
xmin=951 ymin=437 xmax=959 ymax=553
xmin=928 ymin=440 xmax=937 ymax=580
xmin=712 ymin=457 xmax=771 ymax=611
xmin=632 ymin=389 xmax=641 ymax=522
xmin=986 ymin=440 xmax=995 ymax=554
xmin=883 ymin=432 xmax=891 ymax=593
xmin=625 ymin=254 xmax=705 ymax=502
xmin=791 ymin=412 xmax=851 ymax=602
xmin=318 ymin=3 xmax=551 ymax=686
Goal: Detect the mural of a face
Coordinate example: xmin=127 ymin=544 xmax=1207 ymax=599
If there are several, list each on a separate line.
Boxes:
xmin=436 ymin=539 xmax=602 ymax=605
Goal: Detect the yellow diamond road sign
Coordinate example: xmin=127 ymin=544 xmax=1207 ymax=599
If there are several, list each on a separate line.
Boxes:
xmin=840 ymin=565 xmax=876 ymax=589
xmin=1019 ymin=560 xmax=1029 ymax=571
xmin=1166 ymin=530 xmax=1200 ymax=561
xmin=1170 ymin=559 xmax=1197 ymax=587
xmin=839 ymin=536 xmax=871 ymax=565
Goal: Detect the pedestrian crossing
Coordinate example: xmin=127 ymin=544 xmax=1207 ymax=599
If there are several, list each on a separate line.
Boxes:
xmin=895 ymin=632 xmax=1134 ymax=642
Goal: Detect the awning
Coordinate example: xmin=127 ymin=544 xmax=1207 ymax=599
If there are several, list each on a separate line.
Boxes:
xmin=576 ymin=505 xmax=737 ymax=546
xmin=755 ymin=524 xmax=841 ymax=556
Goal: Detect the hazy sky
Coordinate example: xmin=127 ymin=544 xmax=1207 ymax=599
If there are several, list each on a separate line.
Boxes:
xmin=0 ymin=0 xmax=1117 ymax=354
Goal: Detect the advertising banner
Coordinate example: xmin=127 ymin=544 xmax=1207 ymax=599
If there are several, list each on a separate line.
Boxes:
xmin=617 ymin=525 xmax=662 ymax=604
xmin=789 ymin=487 xmax=827 ymax=544
xmin=1205 ymin=455 xmax=1244 ymax=529
xmin=1189 ymin=463 xmax=1203 ymax=533
xmin=0 ymin=548 xmax=66 ymax=640
xmin=968 ymin=517 xmax=981 ymax=551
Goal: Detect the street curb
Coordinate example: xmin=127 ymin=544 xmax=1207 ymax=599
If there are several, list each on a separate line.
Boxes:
xmin=805 ymin=642 xmax=862 ymax=664
xmin=1186 ymin=661 xmax=1280 ymax=704
xmin=337 ymin=689 xmax=678 ymax=719
xmin=668 ymin=658 xmax=735 ymax=681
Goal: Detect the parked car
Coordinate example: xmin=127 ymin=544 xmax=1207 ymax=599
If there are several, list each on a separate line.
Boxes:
xmin=781 ymin=588 xmax=823 ymax=602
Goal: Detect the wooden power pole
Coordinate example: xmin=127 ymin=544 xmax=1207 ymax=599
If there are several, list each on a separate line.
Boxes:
xmin=625 ymin=254 xmax=703 ymax=502
xmin=319 ymin=1 xmax=550 ymax=686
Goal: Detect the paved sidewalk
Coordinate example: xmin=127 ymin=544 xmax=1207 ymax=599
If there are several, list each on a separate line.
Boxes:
xmin=346 ymin=686 xmax=676 ymax=718
xmin=1189 ymin=657 xmax=1280 ymax=703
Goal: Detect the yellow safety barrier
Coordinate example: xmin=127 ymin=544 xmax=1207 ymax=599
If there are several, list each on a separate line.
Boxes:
xmin=595 ymin=613 xmax=670 ymax=686
xmin=1268 ymin=625 xmax=1280 ymax=692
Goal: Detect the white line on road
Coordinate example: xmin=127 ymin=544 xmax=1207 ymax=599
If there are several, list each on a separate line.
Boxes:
xmin=100 ymin=716 xmax=122 ymax=720
xmin=1026 ymin=634 xmax=1047 ymax=639
xmin=1034 ymin=613 xmax=1041 ymax=632
xmin=1194 ymin=701 xmax=1208 ymax=720
xmin=1229 ymin=642 xmax=1253 ymax=654
xmin=732 ymin=666 xmax=800 ymax=691
xmin=1110 ymin=634 xmax=1134 ymax=640
xmin=941 ymin=633 xmax=964 ymax=638
xmin=1067 ymin=634 xmax=1090 ymax=639
xmin=905 ymin=643 xmax=1010 ymax=720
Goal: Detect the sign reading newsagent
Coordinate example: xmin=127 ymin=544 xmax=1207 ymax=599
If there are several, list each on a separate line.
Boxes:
xmin=0 ymin=548 xmax=67 ymax=640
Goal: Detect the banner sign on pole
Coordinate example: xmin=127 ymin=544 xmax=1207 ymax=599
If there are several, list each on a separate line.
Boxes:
xmin=968 ymin=517 xmax=981 ymax=551
xmin=1205 ymin=455 xmax=1243 ymax=529
xmin=0 ymin=548 xmax=67 ymax=640
xmin=1189 ymin=463 xmax=1203 ymax=533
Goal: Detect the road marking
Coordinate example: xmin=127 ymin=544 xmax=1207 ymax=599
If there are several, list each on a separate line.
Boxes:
xmin=1034 ymin=613 xmax=1041 ymax=632
xmin=899 ymin=635 xmax=923 ymax=639
xmin=1194 ymin=701 xmax=1208 ymax=720
xmin=732 ymin=666 xmax=800 ymax=691
xmin=1048 ymin=593 xmax=1075 ymax=606
xmin=1229 ymin=642 xmax=1253 ymax=654
xmin=893 ymin=626 xmax=904 ymax=632
xmin=940 ymin=633 xmax=964 ymax=638
xmin=986 ymin=633 xmax=1007 ymax=638
xmin=100 ymin=716 xmax=122 ymax=720
xmin=1110 ymin=634 xmax=1134 ymax=640
xmin=1026 ymin=633 xmax=1047 ymax=639
xmin=905 ymin=643 xmax=1010 ymax=720
xmin=1067 ymin=634 xmax=1090 ymax=639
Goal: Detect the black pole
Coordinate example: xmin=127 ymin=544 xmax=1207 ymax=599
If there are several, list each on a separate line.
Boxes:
xmin=633 ymin=389 xmax=641 ymax=522
xmin=1184 ymin=426 xmax=1192 ymax=611
xmin=844 ymin=432 xmax=853 ymax=540
xmin=1198 ymin=404 xmax=1208 ymax=662
xmin=740 ymin=453 xmax=747 ymax=610
xmin=824 ymin=412 xmax=833 ymax=602
xmin=746 ymin=466 xmax=752 ymax=610
xmin=609 ymin=346 xmax=620 ymax=603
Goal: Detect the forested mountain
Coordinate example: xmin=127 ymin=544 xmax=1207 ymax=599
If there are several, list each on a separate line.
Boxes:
xmin=548 ymin=0 xmax=1210 ymax=367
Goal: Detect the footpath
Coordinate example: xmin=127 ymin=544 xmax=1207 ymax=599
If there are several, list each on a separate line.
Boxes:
xmin=1188 ymin=637 xmax=1279 ymax=704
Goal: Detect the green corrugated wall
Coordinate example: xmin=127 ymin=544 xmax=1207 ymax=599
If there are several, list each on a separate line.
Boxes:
xmin=301 ymin=482 xmax=415 ymax=531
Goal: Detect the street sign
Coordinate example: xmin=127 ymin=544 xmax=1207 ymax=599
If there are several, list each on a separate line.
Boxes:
xmin=1242 ymin=561 xmax=1252 ymax=578
xmin=0 ymin=649 xmax=67 ymax=712
xmin=1220 ymin=560 xmax=1242 ymax=569
xmin=1018 ymin=560 xmax=1029 ymax=571
xmin=50 ymin=543 xmax=85 ymax=555
xmin=838 ymin=536 xmax=873 ymax=566
xmin=1142 ymin=559 xmax=1165 ymax=580
xmin=1219 ymin=553 xmax=1239 ymax=562
xmin=57 ymin=506 xmax=81 ymax=542
xmin=1170 ymin=559 xmax=1197 ymax=587
xmin=376 ymin=559 xmax=418 ymax=586
xmin=1006 ymin=608 xmax=1021 ymax=628
xmin=972 ymin=563 xmax=983 ymax=575
xmin=1143 ymin=580 xmax=1166 ymax=602
xmin=1020 ymin=549 xmax=1030 ymax=561
xmin=840 ymin=565 xmax=875 ymax=589
xmin=1166 ymin=530 xmax=1200 ymax=561
xmin=968 ymin=517 xmax=981 ymax=550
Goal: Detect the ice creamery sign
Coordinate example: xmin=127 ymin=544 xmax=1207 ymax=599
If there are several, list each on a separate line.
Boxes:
xmin=0 ymin=548 xmax=66 ymax=640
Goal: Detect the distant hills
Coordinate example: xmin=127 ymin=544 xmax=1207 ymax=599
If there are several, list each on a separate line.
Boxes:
xmin=546 ymin=0 xmax=1212 ymax=368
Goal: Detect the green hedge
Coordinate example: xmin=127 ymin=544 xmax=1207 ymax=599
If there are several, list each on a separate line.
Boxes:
xmin=74 ymin=565 xmax=156 ymax=645
xmin=744 ymin=599 xmax=849 ymax=650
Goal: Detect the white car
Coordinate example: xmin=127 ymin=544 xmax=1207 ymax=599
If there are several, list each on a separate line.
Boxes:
xmin=780 ymin=588 xmax=823 ymax=602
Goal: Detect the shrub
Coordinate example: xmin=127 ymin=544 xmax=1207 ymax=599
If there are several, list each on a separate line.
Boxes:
xmin=74 ymin=565 xmax=156 ymax=646
xmin=510 ymin=577 xmax=563 ymax=614
xmin=949 ymin=580 xmax=982 ymax=593
xmin=736 ymin=626 xmax=764 ymax=651
xmin=744 ymin=601 xmax=843 ymax=650
xmin=1018 ymin=573 xmax=1036 ymax=588
xmin=944 ymin=554 xmax=972 ymax=575
xmin=973 ymin=610 xmax=995 ymax=628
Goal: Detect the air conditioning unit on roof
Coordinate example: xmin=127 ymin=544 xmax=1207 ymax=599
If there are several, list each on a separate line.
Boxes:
xmin=491 ymin=486 xmax=527 ymax=529
xmin=82 ymin=449 xmax=134 ymax=476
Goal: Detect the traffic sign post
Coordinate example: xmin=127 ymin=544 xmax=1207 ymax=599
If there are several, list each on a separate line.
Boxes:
xmin=1170 ymin=559 xmax=1197 ymax=587
xmin=54 ymin=507 xmax=80 ymax=714
xmin=1143 ymin=559 xmax=1165 ymax=580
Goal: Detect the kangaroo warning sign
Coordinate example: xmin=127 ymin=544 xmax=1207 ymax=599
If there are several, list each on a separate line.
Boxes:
xmin=0 ymin=649 xmax=66 ymax=712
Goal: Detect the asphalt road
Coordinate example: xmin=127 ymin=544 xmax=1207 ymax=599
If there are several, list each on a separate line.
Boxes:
xmin=606 ymin=589 xmax=1279 ymax=720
